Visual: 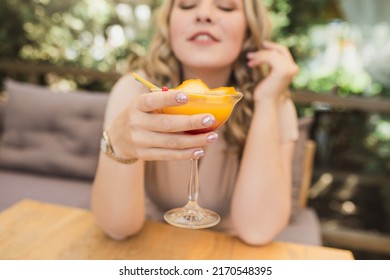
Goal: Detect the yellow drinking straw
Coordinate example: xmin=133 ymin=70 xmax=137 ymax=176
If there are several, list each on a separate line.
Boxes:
xmin=132 ymin=72 xmax=160 ymax=90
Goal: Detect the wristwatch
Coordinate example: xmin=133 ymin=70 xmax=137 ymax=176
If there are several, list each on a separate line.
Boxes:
xmin=100 ymin=130 xmax=138 ymax=164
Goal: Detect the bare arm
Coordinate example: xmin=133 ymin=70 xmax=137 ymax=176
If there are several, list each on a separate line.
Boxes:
xmin=231 ymin=41 xmax=299 ymax=245
xmin=91 ymin=75 xmax=147 ymax=240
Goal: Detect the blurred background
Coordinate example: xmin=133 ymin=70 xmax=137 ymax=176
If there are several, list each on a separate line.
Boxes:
xmin=0 ymin=0 xmax=389 ymax=259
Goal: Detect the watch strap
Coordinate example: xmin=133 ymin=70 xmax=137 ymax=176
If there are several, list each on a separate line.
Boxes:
xmin=101 ymin=130 xmax=138 ymax=164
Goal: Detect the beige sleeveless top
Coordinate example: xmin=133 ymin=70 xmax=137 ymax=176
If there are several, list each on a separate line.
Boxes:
xmin=144 ymin=98 xmax=299 ymax=234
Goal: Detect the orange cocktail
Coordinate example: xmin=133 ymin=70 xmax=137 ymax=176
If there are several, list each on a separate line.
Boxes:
xmin=162 ymin=92 xmax=241 ymax=134
xmin=162 ymin=79 xmax=242 ymax=134
xmin=132 ymin=73 xmax=242 ymax=229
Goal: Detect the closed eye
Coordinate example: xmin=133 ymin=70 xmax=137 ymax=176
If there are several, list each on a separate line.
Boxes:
xmin=215 ymin=0 xmax=238 ymax=12
xmin=179 ymin=4 xmax=196 ymax=10
xmin=178 ymin=0 xmax=197 ymax=10
xmin=217 ymin=6 xmax=235 ymax=12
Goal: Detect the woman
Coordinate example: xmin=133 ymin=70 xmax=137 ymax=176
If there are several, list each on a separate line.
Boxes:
xmin=92 ymin=0 xmax=299 ymax=245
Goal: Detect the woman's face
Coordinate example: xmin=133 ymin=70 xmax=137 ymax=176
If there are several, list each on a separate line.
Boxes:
xmin=169 ymin=0 xmax=247 ymax=72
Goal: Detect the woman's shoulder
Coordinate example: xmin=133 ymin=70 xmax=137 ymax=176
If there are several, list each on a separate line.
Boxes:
xmin=111 ymin=70 xmax=149 ymax=97
xmin=103 ymin=71 xmax=149 ymax=128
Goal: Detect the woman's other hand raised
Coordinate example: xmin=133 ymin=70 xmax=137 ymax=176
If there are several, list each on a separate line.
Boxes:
xmin=247 ymin=41 xmax=299 ymax=104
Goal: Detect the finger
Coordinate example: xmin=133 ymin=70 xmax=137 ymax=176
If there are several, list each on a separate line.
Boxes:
xmin=247 ymin=43 xmax=293 ymax=65
xmin=263 ymin=41 xmax=294 ymax=65
xmin=138 ymin=112 xmax=216 ymax=133
xmin=247 ymin=49 xmax=296 ymax=68
xmin=136 ymin=90 xmax=188 ymax=113
xmin=247 ymin=50 xmax=299 ymax=79
xmin=262 ymin=41 xmax=294 ymax=60
xmin=137 ymin=147 xmax=205 ymax=161
xmin=247 ymin=50 xmax=283 ymax=68
xmin=133 ymin=130 xmax=219 ymax=149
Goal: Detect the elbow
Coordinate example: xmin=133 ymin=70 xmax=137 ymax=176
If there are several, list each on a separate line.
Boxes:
xmin=103 ymin=222 xmax=144 ymax=241
xmin=93 ymin=213 xmax=145 ymax=241
xmin=233 ymin=215 xmax=290 ymax=246
xmin=236 ymin=230 xmax=275 ymax=246
xmin=91 ymin=198 xmax=145 ymax=240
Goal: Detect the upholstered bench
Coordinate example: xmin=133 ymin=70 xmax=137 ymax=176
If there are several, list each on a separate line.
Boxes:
xmin=0 ymin=79 xmax=107 ymax=210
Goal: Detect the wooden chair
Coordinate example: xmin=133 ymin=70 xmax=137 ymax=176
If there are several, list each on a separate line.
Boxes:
xmin=298 ymin=139 xmax=316 ymax=209
xmin=291 ymin=116 xmax=317 ymax=211
xmin=0 ymin=91 xmax=8 ymax=104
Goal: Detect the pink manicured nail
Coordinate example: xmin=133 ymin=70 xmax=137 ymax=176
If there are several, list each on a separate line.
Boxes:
xmin=206 ymin=133 xmax=218 ymax=143
xmin=193 ymin=149 xmax=204 ymax=158
xmin=202 ymin=115 xmax=216 ymax=126
xmin=175 ymin=92 xmax=188 ymax=103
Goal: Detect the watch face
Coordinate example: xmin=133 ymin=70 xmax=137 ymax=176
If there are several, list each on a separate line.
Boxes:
xmin=100 ymin=138 xmax=108 ymax=153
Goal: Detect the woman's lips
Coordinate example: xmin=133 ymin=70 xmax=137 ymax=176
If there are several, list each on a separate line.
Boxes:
xmin=189 ymin=32 xmax=219 ymax=43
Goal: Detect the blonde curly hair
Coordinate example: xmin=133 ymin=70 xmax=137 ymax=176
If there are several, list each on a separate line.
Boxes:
xmin=137 ymin=0 xmax=271 ymax=154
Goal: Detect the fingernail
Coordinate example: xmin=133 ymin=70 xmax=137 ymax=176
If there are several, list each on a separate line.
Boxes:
xmin=206 ymin=133 xmax=218 ymax=143
xmin=202 ymin=115 xmax=216 ymax=126
xmin=193 ymin=149 xmax=204 ymax=158
xmin=175 ymin=92 xmax=188 ymax=103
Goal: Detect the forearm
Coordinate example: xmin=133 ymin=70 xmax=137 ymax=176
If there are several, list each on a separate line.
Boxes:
xmin=91 ymin=154 xmax=145 ymax=240
xmin=231 ymin=100 xmax=291 ymax=245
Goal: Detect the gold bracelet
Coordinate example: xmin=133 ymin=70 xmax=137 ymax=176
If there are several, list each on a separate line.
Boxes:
xmin=100 ymin=130 xmax=138 ymax=164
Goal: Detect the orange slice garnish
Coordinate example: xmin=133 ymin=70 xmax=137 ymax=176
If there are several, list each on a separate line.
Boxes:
xmin=175 ymin=79 xmax=239 ymax=95
xmin=175 ymin=79 xmax=209 ymax=93
xmin=210 ymin=86 xmax=237 ymax=94
xmin=131 ymin=73 xmax=240 ymax=95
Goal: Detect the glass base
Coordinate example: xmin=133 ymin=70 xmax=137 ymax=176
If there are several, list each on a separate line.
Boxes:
xmin=164 ymin=202 xmax=220 ymax=229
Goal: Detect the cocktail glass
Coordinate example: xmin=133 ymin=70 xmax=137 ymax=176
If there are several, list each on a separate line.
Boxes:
xmin=132 ymin=73 xmax=242 ymax=229
xmin=162 ymin=91 xmax=243 ymax=229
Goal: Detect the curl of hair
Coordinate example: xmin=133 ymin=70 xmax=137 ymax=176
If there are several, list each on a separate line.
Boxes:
xmin=140 ymin=0 xmax=180 ymax=87
xmin=225 ymin=0 xmax=271 ymax=156
xmin=132 ymin=0 xmax=271 ymax=156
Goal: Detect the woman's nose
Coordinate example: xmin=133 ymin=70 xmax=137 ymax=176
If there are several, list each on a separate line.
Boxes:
xmin=195 ymin=2 xmax=215 ymax=23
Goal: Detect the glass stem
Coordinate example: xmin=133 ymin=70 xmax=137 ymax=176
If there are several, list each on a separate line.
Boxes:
xmin=187 ymin=158 xmax=199 ymax=205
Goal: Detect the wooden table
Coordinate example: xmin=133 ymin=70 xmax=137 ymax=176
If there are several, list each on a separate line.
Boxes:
xmin=0 ymin=200 xmax=354 ymax=260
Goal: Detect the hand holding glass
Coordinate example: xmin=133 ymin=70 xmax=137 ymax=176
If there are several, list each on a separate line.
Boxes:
xmin=132 ymin=74 xmax=242 ymax=229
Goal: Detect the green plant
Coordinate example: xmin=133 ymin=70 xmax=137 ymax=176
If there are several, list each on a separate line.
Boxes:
xmin=0 ymin=0 xmax=155 ymax=72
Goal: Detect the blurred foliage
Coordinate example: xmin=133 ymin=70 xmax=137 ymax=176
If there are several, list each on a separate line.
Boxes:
xmin=313 ymin=111 xmax=390 ymax=175
xmin=265 ymin=0 xmax=333 ymax=60
xmin=0 ymin=0 xmax=160 ymax=91
xmin=0 ymin=0 xmax=156 ymax=73
xmin=264 ymin=0 xmax=389 ymax=98
xmin=292 ymin=22 xmax=389 ymax=98
xmin=0 ymin=1 xmax=25 ymax=59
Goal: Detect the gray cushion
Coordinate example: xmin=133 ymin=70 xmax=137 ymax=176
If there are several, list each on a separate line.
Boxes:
xmin=276 ymin=208 xmax=322 ymax=245
xmin=0 ymin=79 xmax=108 ymax=180
xmin=0 ymin=169 xmax=91 ymax=211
